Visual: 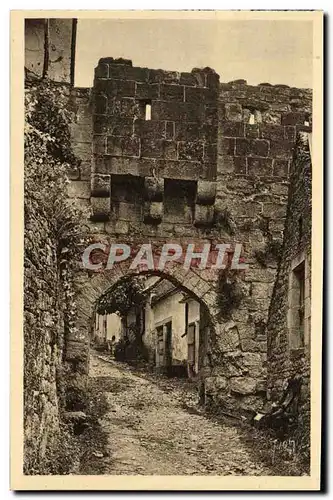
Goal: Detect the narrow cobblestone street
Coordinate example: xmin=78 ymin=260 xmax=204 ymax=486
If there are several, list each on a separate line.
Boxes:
xmin=82 ymin=352 xmax=274 ymax=476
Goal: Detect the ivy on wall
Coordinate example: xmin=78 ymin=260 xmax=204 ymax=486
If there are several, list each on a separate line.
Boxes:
xmin=24 ymin=78 xmax=89 ymax=474
xmin=97 ymin=278 xmax=148 ymax=317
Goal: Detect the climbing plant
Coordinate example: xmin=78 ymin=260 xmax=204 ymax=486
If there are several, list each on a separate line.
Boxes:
xmin=25 ymin=78 xmax=90 ymax=341
xmin=24 ymin=77 xmax=90 ymax=474
xmin=97 ymin=278 xmax=148 ymax=317
xmin=216 ymin=268 xmax=244 ymax=320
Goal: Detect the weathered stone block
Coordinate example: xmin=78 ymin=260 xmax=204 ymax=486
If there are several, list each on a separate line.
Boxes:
xmin=225 ymin=103 xmax=242 ymax=122
xmin=135 ymin=82 xmax=159 ymax=100
xmin=183 ymin=102 xmax=205 ymax=123
xmin=95 ymin=79 xmax=135 ymax=98
xmin=220 ymin=121 xmax=244 ymax=138
xmin=158 ymin=160 xmax=202 ymax=181
xmin=269 ymin=140 xmax=294 ymax=160
xmin=281 ymin=111 xmax=306 ymax=125
xmin=236 ymin=138 xmax=270 ymax=158
xmin=233 ymin=157 xmax=247 ymax=174
xmin=262 ymin=202 xmax=286 ymax=218
xmin=261 ymin=110 xmax=281 ymax=124
xmin=90 ymin=196 xmax=111 ymax=221
xmin=203 ymin=143 xmax=217 ymax=163
xmin=190 ymin=68 xmax=206 ymax=87
xmin=175 ymin=122 xmax=201 ymax=142
xmin=144 ymin=177 xmax=164 ymax=202
xmin=149 ymin=69 xmax=179 ymax=84
xmin=180 ymin=72 xmax=197 ymax=86
xmin=164 ymin=141 xmax=177 ymax=160
xmin=196 ymin=180 xmax=216 ymax=205
xmin=165 ymin=121 xmax=175 ymax=140
xmin=160 ymin=84 xmax=184 ymax=102
xmin=245 ymin=124 xmax=259 ymax=139
xmin=273 ymin=159 xmax=289 ymax=177
xmin=72 ymin=142 xmax=92 ymax=161
xmin=219 ymin=138 xmax=235 ymax=156
xmin=194 ymin=204 xmax=214 ymax=227
xmin=91 ymin=173 xmax=111 ymax=197
xmin=104 ymin=156 xmax=154 ymax=177
xmin=178 ymin=141 xmax=204 ymax=161
xmin=141 ymin=139 xmax=164 ymax=158
xmin=230 ymin=377 xmax=257 ymax=395
xmin=95 ymin=63 xmax=109 ymax=78
xmin=93 ymin=115 xmax=108 ymax=134
xmin=109 ymin=64 xmax=149 ymax=82
xmin=184 ymin=86 xmax=204 ymax=104
xmin=284 ymin=125 xmax=296 ymax=141
xmin=111 ymin=97 xmax=141 ymax=118
xmin=144 ymin=201 xmax=163 ymax=223
xmin=134 ymin=119 xmax=165 ymax=140
xmin=92 ymin=135 xmax=106 ymax=155
xmin=94 ymin=94 xmax=108 ymax=114
xmin=108 ymin=116 xmax=134 ymax=137
xmin=247 ymin=158 xmax=273 ymax=177
xmin=107 ymin=136 xmax=140 ymax=157
xmin=260 ymin=124 xmax=284 ymax=141
xmin=218 ymin=321 xmax=240 ymax=352
xmin=67 ymin=181 xmax=90 ymax=199
xmin=205 ymin=105 xmax=218 ymax=126
xmin=114 ymin=221 xmax=129 ymax=235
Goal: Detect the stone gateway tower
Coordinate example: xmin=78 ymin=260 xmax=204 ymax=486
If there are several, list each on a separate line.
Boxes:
xmin=67 ymin=57 xmax=312 ymax=414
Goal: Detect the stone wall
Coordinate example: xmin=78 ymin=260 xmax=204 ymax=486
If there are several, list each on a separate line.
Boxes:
xmin=204 ymin=80 xmax=313 ymax=412
xmin=24 ymin=181 xmax=64 ymax=472
xmin=90 ymin=58 xmax=219 ymax=226
xmin=67 ymin=60 xmax=313 ymax=415
xmin=266 ymin=131 xmax=312 ymax=410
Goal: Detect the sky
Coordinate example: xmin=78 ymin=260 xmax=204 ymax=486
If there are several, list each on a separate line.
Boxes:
xmin=75 ymin=19 xmax=313 ymax=89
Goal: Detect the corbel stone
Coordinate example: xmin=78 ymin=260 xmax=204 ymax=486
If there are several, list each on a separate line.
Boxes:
xmin=144 ymin=176 xmax=164 ymax=202
xmin=91 ymin=173 xmax=111 ymax=197
xmin=196 ymin=180 xmax=216 ymax=205
xmin=144 ymin=201 xmax=163 ymax=224
xmin=194 ymin=204 xmax=214 ymax=227
xmin=90 ymin=196 xmax=110 ymax=222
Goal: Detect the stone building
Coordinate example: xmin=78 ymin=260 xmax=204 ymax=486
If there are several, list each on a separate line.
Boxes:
xmin=266 ymin=130 xmax=312 ymax=415
xmin=94 ymin=312 xmax=123 ymax=344
xmin=24 ymin=19 xmax=314 ymax=468
xmin=123 ymin=277 xmax=201 ymax=377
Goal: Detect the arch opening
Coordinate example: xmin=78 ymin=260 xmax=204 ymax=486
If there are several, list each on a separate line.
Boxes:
xmin=88 ymin=269 xmax=215 ymax=382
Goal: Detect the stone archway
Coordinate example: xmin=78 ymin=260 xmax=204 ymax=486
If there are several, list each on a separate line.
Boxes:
xmin=65 ymin=261 xmax=219 ymax=380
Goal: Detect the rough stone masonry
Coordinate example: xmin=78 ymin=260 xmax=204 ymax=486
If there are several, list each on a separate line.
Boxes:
xmin=66 ymin=57 xmax=312 ymax=415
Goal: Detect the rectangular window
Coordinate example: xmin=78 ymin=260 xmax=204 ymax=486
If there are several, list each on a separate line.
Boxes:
xmin=145 ymin=102 xmax=151 ymax=121
xmin=295 ymin=264 xmax=305 ymax=341
xmin=288 ymin=260 xmax=306 ymax=348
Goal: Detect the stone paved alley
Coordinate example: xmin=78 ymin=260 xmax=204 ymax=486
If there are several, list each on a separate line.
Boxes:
xmin=80 ymin=352 xmax=274 ymax=476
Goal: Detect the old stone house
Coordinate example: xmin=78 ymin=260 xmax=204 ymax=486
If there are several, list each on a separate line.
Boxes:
xmin=94 ymin=312 xmax=123 ymax=345
xmin=266 ymin=130 xmax=312 ymax=417
xmin=122 ymin=277 xmax=201 ymax=377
